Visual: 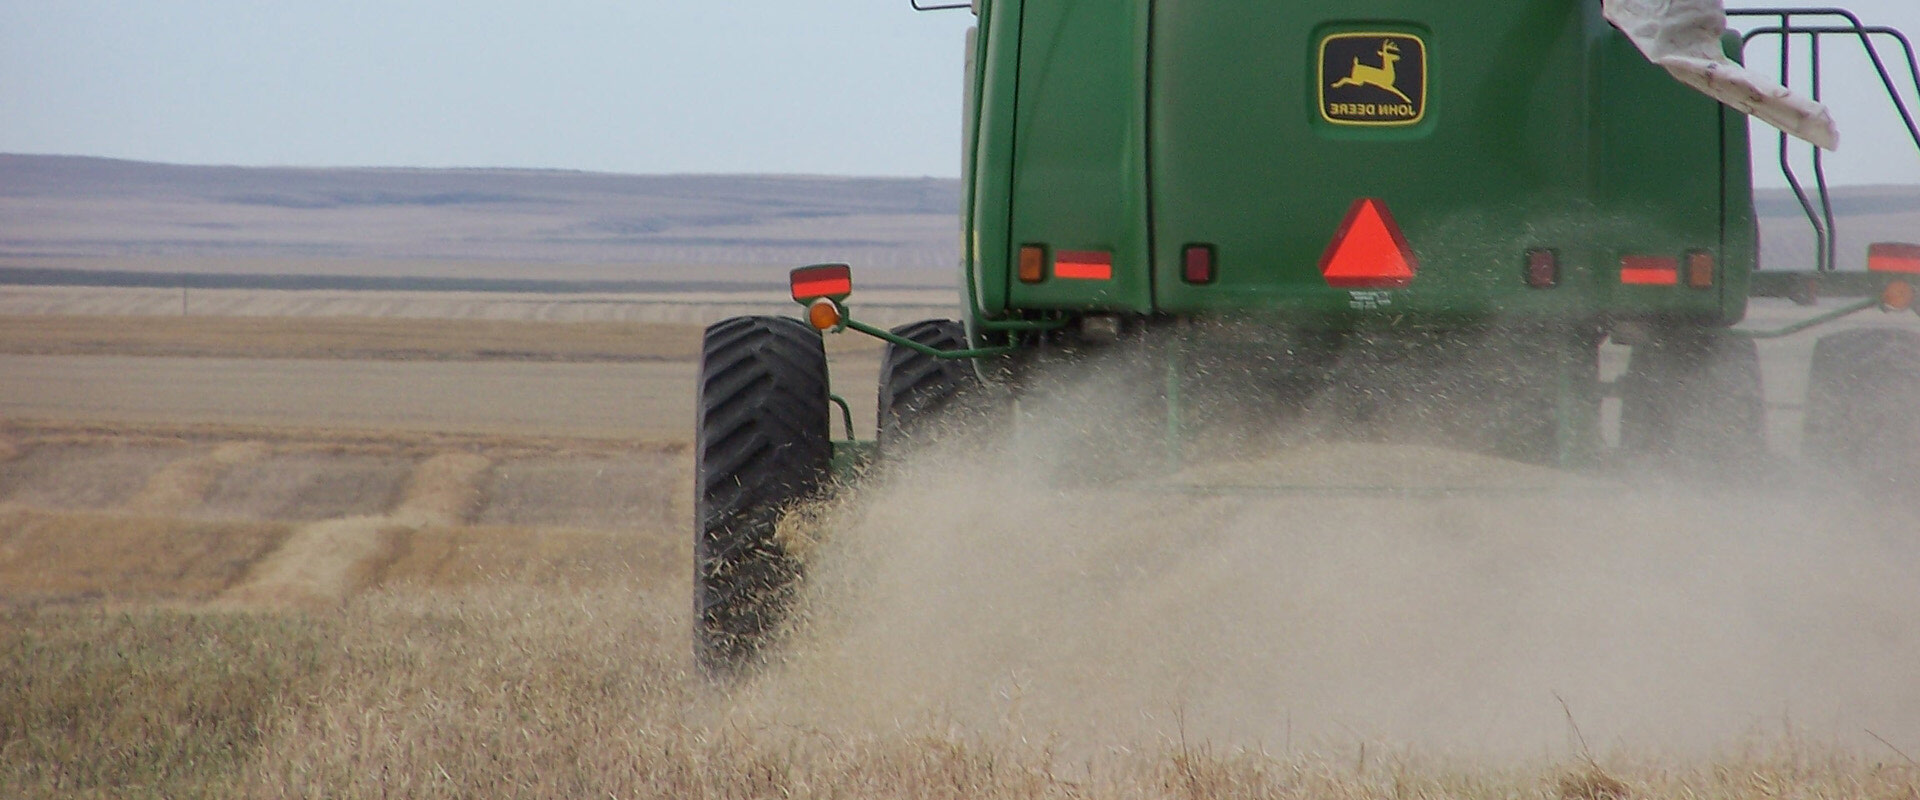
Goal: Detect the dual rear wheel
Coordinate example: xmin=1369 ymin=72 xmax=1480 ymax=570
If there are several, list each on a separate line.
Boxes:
xmin=693 ymin=316 xmax=831 ymax=675
xmin=1619 ymin=325 xmax=1920 ymax=483
xmin=1619 ymin=331 xmax=1767 ymax=461
xmin=693 ymin=316 xmax=972 ymax=676
xmin=1804 ymin=327 xmax=1920 ymax=478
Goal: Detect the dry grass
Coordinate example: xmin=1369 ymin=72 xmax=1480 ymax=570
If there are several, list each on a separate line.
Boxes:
xmin=1 ymin=586 xmax=1915 ymax=799
xmin=0 ymin=607 xmax=333 ymax=799
xmin=385 ymin=524 xmax=679 ymax=591
xmin=0 ymin=314 xmax=882 ymax=362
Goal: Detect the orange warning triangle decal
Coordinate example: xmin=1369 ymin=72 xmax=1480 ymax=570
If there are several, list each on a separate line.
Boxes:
xmin=1319 ymin=198 xmax=1418 ymax=290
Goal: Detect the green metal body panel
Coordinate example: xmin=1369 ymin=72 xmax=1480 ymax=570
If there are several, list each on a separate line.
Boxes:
xmin=960 ymin=0 xmax=1757 ymax=333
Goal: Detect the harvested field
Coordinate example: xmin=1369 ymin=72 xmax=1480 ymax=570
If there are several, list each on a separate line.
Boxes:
xmin=0 ymin=507 xmax=290 ymax=604
xmin=0 ymin=420 xmax=686 ymax=609
xmin=1 ymin=307 xmax=1918 ymax=798
xmin=6 ymin=588 xmax=1918 ymax=799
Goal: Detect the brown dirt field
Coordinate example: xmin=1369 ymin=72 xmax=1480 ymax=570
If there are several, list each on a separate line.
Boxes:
xmin=0 ymin=313 xmax=885 ymax=361
xmin=0 ymin=354 xmax=704 ymax=439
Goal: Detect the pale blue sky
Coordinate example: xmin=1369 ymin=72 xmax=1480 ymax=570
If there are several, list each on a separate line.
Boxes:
xmin=2 ymin=1 xmax=1917 ymax=182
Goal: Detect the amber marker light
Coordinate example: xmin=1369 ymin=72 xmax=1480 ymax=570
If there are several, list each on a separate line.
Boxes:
xmin=1686 ymin=250 xmax=1715 ymax=289
xmin=807 ymin=297 xmax=845 ymax=331
xmin=1882 ymin=279 xmax=1915 ymax=313
xmin=1019 ymin=245 xmax=1046 ymax=283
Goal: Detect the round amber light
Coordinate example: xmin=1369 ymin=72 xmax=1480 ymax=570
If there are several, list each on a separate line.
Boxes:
xmin=807 ymin=297 xmax=844 ymax=331
xmin=1882 ymin=279 xmax=1914 ymax=312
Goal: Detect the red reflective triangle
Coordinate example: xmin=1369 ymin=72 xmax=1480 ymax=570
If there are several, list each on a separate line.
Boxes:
xmin=1319 ymin=198 xmax=1418 ymax=290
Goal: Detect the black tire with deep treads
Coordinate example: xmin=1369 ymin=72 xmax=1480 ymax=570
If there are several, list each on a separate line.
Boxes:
xmin=876 ymin=319 xmax=979 ymax=448
xmin=694 ymin=316 xmax=831 ymax=675
xmin=1620 ymin=331 xmax=1766 ymax=461
xmin=1804 ymin=327 xmax=1920 ymax=477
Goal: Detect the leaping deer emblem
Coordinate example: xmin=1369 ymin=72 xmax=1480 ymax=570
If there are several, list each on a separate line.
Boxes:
xmin=1331 ymin=40 xmax=1414 ymax=104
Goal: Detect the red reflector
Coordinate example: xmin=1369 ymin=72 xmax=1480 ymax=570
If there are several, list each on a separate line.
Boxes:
xmin=1525 ymin=248 xmax=1559 ymax=288
xmin=1320 ymin=198 xmax=1417 ymax=290
xmin=1054 ymin=250 xmax=1113 ymax=281
xmin=1620 ymin=256 xmax=1679 ymax=286
xmin=790 ymin=263 xmax=852 ymax=302
xmin=1183 ymin=244 xmax=1215 ymax=284
xmin=1868 ymin=242 xmax=1920 ymax=274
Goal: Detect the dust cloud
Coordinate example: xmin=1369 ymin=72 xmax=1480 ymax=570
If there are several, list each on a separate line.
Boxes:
xmin=731 ymin=347 xmax=1920 ymax=761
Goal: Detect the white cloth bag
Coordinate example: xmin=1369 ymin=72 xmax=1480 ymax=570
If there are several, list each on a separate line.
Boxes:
xmin=1604 ymin=0 xmax=1840 ymax=149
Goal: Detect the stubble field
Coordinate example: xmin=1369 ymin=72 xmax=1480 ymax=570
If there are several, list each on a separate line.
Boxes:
xmin=2 ymin=305 xmax=1918 ymax=799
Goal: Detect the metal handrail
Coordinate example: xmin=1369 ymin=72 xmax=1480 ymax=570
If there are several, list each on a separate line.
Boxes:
xmin=1731 ymin=8 xmax=1920 ymax=274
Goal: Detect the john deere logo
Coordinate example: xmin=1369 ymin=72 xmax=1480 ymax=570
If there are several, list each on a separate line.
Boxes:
xmin=1320 ymin=33 xmax=1427 ymax=126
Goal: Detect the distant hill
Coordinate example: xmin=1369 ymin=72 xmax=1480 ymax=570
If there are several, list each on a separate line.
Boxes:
xmin=0 ymin=154 xmax=1915 ymax=286
xmin=0 ymin=154 xmax=961 ymax=283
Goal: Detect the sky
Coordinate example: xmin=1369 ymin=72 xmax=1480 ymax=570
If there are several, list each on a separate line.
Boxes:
xmin=1 ymin=1 xmax=1917 ymax=183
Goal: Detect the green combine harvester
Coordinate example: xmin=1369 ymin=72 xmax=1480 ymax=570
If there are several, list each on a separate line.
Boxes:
xmin=693 ymin=0 xmax=1920 ymax=673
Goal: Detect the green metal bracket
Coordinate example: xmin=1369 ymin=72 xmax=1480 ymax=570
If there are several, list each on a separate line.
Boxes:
xmin=1732 ymin=296 xmax=1881 ymax=339
xmin=841 ymin=317 xmax=1023 ymax=359
xmin=827 ymin=394 xmax=857 ymax=441
xmin=1750 ymin=270 xmax=1894 ymax=300
xmin=797 ymin=295 xmax=1064 ymax=360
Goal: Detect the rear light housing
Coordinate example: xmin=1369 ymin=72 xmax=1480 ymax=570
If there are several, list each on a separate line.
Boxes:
xmin=1525 ymin=248 xmax=1558 ymax=288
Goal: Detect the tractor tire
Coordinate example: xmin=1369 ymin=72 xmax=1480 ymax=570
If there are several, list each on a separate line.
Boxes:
xmin=694 ymin=316 xmax=832 ymax=676
xmin=1620 ymin=331 xmax=1766 ymax=461
xmin=876 ymin=319 xmax=979 ymax=448
xmin=1803 ymin=327 xmax=1920 ymax=477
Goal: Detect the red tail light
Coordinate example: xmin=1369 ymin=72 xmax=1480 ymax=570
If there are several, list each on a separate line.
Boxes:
xmin=790 ymin=264 xmax=852 ymax=302
xmin=1620 ymin=255 xmax=1679 ymax=286
xmin=1054 ymin=250 xmax=1113 ymax=281
xmin=1183 ymin=244 xmax=1216 ymax=285
xmin=1868 ymin=242 xmax=1920 ymax=274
